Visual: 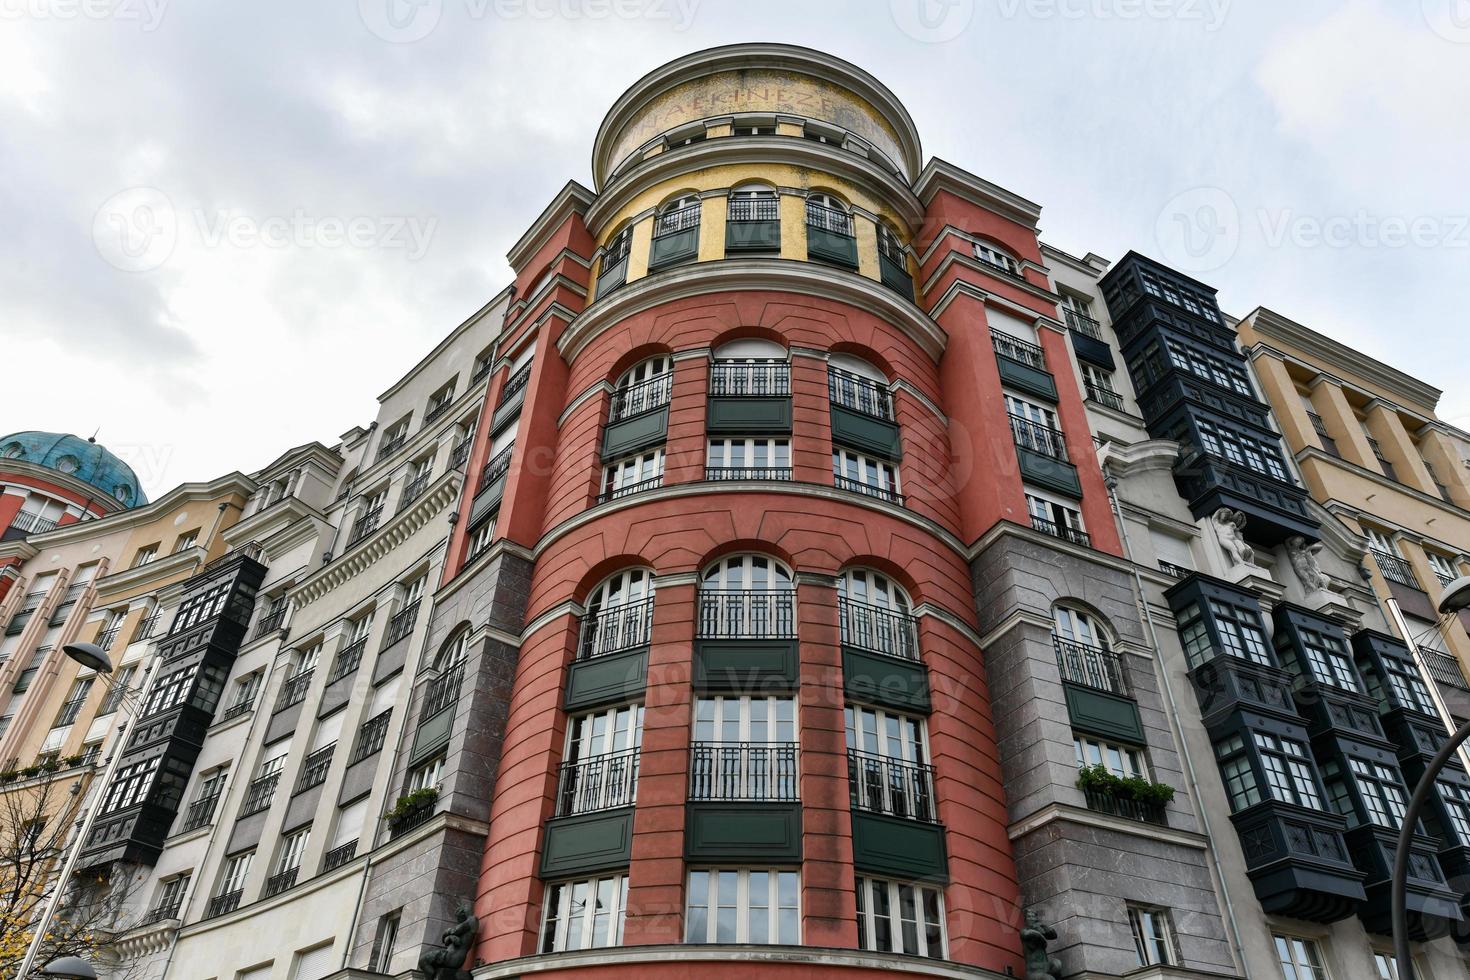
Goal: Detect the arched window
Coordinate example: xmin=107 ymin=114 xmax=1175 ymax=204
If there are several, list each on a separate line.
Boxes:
xmin=698 ymin=555 xmax=795 ymax=639
xmin=974 ymin=240 xmax=1018 ymax=275
xmin=838 ymin=569 xmax=917 ymax=661
xmin=877 ymin=222 xmax=906 ymax=264
xmin=827 ymin=353 xmax=893 ymax=421
xmin=729 ymin=184 xmax=778 ymax=220
xmin=710 ymin=339 xmax=789 ymax=397
xmin=434 ymin=626 xmax=471 ymax=672
xmin=805 ymin=192 xmax=854 ymax=237
xmin=650 ymin=194 xmax=702 ymax=271
xmin=654 ymin=194 xmax=701 ymax=236
xmin=596 ymin=224 xmax=634 ymax=299
xmin=1052 ymin=605 xmax=1123 ymax=693
xmin=610 ymin=356 xmax=673 ymax=422
xmin=581 ymin=568 xmax=655 ymax=659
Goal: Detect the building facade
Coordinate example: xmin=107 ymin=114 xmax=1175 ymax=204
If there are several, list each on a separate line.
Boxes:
xmin=4 ymin=41 xmax=1470 ymax=980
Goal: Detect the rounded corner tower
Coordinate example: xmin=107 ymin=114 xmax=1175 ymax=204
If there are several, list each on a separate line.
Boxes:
xmin=0 ymin=430 xmax=145 ymax=538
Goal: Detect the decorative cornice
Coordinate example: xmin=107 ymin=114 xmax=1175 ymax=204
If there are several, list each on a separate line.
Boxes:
xmin=1008 ymin=800 xmax=1211 ymax=851
xmin=21 ymin=473 xmax=256 ymax=546
xmin=913 ymin=157 xmax=1043 ymax=228
xmin=558 ymin=258 xmax=947 ymax=362
xmin=506 ymin=181 xmax=596 ymax=270
xmin=291 ymin=472 xmax=459 ymax=609
xmin=94 ymin=546 xmax=206 ymax=600
xmin=1098 ymin=438 xmax=1180 ymax=479
xmin=920 ymin=244 xmax=1064 ymax=312
xmin=474 ymin=944 xmax=1009 ymax=980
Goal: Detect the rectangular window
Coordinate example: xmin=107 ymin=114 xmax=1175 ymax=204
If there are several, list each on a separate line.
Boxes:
xmin=1215 ymin=735 xmax=1262 ymax=811
xmin=408 ymin=752 xmax=446 ymax=793
xmin=102 ymin=757 xmax=160 ymax=814
xmin=692 ymin=697 xmax=797 ymax=801
xmin=832 ymin=448 xmax=900 ymax=502
xmin=1025 ymin=489 xmax=1086 ymax=544
xmin=370 ymin=911 xmax=401 ymax=973
xmin=1347 ymin=758 xmax=1408 ymax=829
xmin=601 ymin=449 xmax=665 ymax=500
xmin=541 ymin=874 xmax=627 ymax=952
xmin=218 ymin=851 xmax=254 ymax=896
xmin=173 ymin=531 xmax=200 ymax=553
xmin=1128 ymin=905 xmax=1176 ymax=966
xmin=708 ymin=439 xmax=791 ymax=480
xmin=1253 ymin=732 xmax=1323 ymax=809
xmin=686 ymin=869 xmax=798 ymax=945
xmin=1300 ymin=629 xmax=1361 ymax=692
xmin=1274 ymin=934 xmax=1328 ymax=980
xmin=131 ymin=545 xmax=159 ymax=568
xmin=153 ymin=873 xmax=191 ymax=916
xmin=1208 ymin=600 xmax=1272 ymax=666
xmin=277 ymin=826 xmax=311 ymax=873
xmin=1074 ymin=736 xmax=1146 ymax=779
xmin=854 ymin=876 xmax=943 ymax=958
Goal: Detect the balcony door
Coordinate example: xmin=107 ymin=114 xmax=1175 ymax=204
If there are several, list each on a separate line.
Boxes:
xmin=845 ymin=705 xmax=932 ymax=820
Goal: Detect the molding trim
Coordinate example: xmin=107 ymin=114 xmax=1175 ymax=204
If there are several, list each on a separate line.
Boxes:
xmin=1008 ymin=801 xmax=1211 ymax=851
xmin=474 ymin=944 xmax=1010 ymax=980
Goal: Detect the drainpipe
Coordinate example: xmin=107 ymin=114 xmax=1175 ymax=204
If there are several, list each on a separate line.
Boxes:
xmin=1104 ymin=470 xmax=1253 ymax=977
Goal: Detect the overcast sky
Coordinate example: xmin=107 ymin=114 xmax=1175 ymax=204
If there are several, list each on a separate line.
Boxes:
xmin=3 ymin=0 xmax=1466 ymax=497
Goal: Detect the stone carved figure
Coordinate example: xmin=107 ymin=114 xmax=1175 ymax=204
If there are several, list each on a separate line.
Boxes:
xmin=419 ymin=903 xmax=478 ymax=980
xmin=1213 ymin=508 xmax=1256 ymax=567
xmin=1021 ymin=909 xmax=1063 ymax=980
xmin=1287 ymin=535 xmax=1331 ymax=594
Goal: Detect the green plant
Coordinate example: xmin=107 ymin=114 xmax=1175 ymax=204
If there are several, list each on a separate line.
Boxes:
xmin=384 ymin=787 xmax=439 ymax=825
xmin=1075 ymin=764 xmax=1175 ymax=806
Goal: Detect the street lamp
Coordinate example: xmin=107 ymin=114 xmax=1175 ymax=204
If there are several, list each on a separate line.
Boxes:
xmin=1392 ymin=577 xmax=1470 ymax=980
xmin=14 ymin=642 xmax=163 ymax=979
xmin=40 ymin=956 xmax=98 ymax=980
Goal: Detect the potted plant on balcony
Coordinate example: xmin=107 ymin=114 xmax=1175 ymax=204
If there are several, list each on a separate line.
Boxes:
xmin=384 ymin=786 xmax=439 ymax=831
xmin=1076 ymin=764 xmax=1175 ymax=821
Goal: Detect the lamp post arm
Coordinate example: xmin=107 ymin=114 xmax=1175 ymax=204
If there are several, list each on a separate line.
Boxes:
xmin=1393 ymin=716 xmax=1470 ymax=980
xmin=15 ymin=651 xmax=165 ymax=979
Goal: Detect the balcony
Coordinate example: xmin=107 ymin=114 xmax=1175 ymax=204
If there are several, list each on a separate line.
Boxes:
xmin=707 ymin=362 xmax=792 ymax=434
xmin=829 ymin=370 xmax=901 ymax=459
xmin=697 ymin=589 xmax=795 ymax=640
xmin=473 ymin=444 xmax=515 ymax=519
xmin=1082 ymin=784 xmax=1167 ymax=825
xmin=805 ymin=202 xmax=858 ymax=269
xmin=1307 ymin=412 xmax=1340 ymax=458
xmin=689 ymin=742 xmax=799 ymax=802
xmin=1030 ymin=514 xmax=1091 ymax=548
xmin=326 ymin=638 xmax=367 ymax=684
xmin=179 ymin=793 xmax=221 ymax=833
xmin=1063 ymin=306 xmax=1103 ymax=340
xmin=375 ymin=436 xmax=405 ymax=463
xmin=206 ymin=890 xmax=243 ymax=918
xmin=991 ymin=332 xmax=1046 ymax=370
xmin=350 ymin=710 xmax=392 ymax=763
xmin=1372 ymin=550 xmax=1419 ymax=589
xmin=828 ymin=369 xmax=893 ymax=421
xmin=1084 ymin=382 xmax=1125 ymax=412
xmin=144 ymin=900 xmax=183 ymax=924
xmin=838 ymin=598 xmax=918 ymax=662
xmin=1054 ymin=638 xmax=1126 ymax=694
xmin=878 ymin=248 xmax=913 ymax=300
xmin=274 ymin=670 xmax=313 ymax=712
xmin=97 ymin=627 xmax=121 ymax=652
xmin=603 ymin=374 xmax=672 ymax=460
xmin=263 ymin=867 xmax=299 ymax=898
xmin=833 ymin=475 xmax=905 ymax=506
xmin=1422 ymin=649 xmax=1469 ymax=690
xmin=598 ymin=475 xmax=665 ymax=502
xmin=384 ymin=600 xmax=420 ymax=648
xmin=54 ymin=696 xmax=88 ymax=728
xmin=240 ymin=773 xmax=280 ymax=816
xmin=295 ymin=744 xmax=335 ymax=792
xmin=346 ymin=506 xmax=383 ymax=547
xmin=648 ymin=203 xmax=701 ymax=270
xmin=578 ymin=598 xmax=654 ymax=661
xmin=252 ymin=606 xmax=287 ymax=641
xmin=396 ymin=473 xmax=431 ymax=514
xmin=848 ymin=749 xmax=935 ymax=822
xmin=555 ymin=747 xmax=639 ymax=816
xmin=1011 ymin=415 xmax=1082 ymax=499
xmin=449 ymin=438 xmax=472 ymax=470
xmin=323 ymin=840 xmax=358 ymax=871
xmin=10 ymin=512 xmax=60 ymax=535
xmin=692 ymin=589 xmax=798 ymax=698
xmin=705 ymin=467 xmax=792 ymax=482
xmin=502 ymin=363 xmax=532 ymax=405
xmin=1064 ymin=309 xmax=1115 ymax=369
xmin=424 ymin=397 xmax=454 ymax=425
xmin=595 ymin=241 xmax=630 ymax=298
xmin=218 ymin=697 xmax=255 ymax=723
xmin=133 ymin=613 xmax=161 ymax=643
xmin=422 ymin=662 xmax=464 ymax=719
xmin=726 ymin=197 xmax=780 ymax=253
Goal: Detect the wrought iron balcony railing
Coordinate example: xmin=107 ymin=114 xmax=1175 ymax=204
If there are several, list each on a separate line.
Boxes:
xmin=1010 ymin=415 xmax=1069 ymax=461
xmin=326 ymin=639 xmax=367 ymax=684
xmin=323 ymin=839 xmax=358 ymax=871
xmin=705 ymin=467 xmax=793 ymax=482
xmin=1083 ymin=785 xmax=1166 ymax=825
xmin=578 ymin=597 xmax=654 ymax=660
xmin=240 ymin=773 xmax=281 ymax=816
xmin=847 ymin=749 xmax=937 ymax=822
xmin=1054 ymin=637 xmax=1127 ymax=695
xmin=608 ymin=373 xmax=673 ymax=423
xmin=1084 ymin=383 xmax=1124 ymax=412
xmin=275 ymin=670 xmax=313 ymax=711
xmin=833 ymin=475 xmax=905 ymax=506
xmin=422 ymin=663 xmax=465 ymax=718
xmin=375 ymin=436 xmax=406 ymax=463
xmin=384 ymin=600 xmax=420 ymax=647
xmin=1158 ymin=561 xmax=1193 ymax=580
xmin=1030 ymin=515 xmax=1091 ymax=548
xmin=709 ymin=362 xmax=790 ymax=397
xmin=219 ymin=697 xmax=255 ymax=722
xmin=805 ymin=201 xmax=854 ymax=237
xmin=598 ymin=475 xmax=664 ymax=503
xmin=480 ymin=444 xmax=515 ymax=490
xmin=654 ymin=202 xmax=701 ymax=236
xmin=252 ymin=606 xmax=287 ymax=640
xmin=397 ymin=473 xmax=431 ymax=513
xmin=555 ymin=748 xmax=640 ymax=816
xmin=1062 ymin=306 xmax=1104 ymax=340
xmin=1422 ymin=649 xmax=1469 ymax=691
xmin=96 ymin=627 xmax=121 ymax=652
xmin=1372 ymin=550 xmax=1420 ymax=589
xmin=144 ymin=899 xmax=184 ymax=924
xmin=501 ymin=363 xmax=532 ymax=404
xmin=689 ymin=742 xmax=799 ymax=802
xmin=991 ymin=332 xmax=1046 ymax=370
xmin=295 ymin=744 xmax=335 ymax=792
xmin=180 ymin=792 xmax=221 ymax=832
xmin=424 ymin=396 xmax=454 ymax=425
xmin=696 ymin=589 xmax=796 ymax=639
xmin=1307 ymin=412 xmax=1340 ymax=457
xmin=206 ymin=890 xmax=243 ymax=918
xmin=449 ymin=438 xmax=472 ymax=470
xmin=350 ymin=710 xmax=393 ymax=763
xmin=838 ymin=597 xmax=919 ymax=661
xmin=53 ymin=696 xmax=88 ymax=728
xmin=346 ymin=506 xmax=383 ymax=547
xmin=263 ymin=867 xmax=299 ymax=898
xmin=728 ymin=197 xmax=779 ymax=223
xmin=828 ymin=368 xmax=894 ymax=421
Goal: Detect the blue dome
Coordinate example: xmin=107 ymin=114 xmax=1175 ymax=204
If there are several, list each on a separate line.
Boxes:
xmin=0 ymin=431 xmax=147 ymax=507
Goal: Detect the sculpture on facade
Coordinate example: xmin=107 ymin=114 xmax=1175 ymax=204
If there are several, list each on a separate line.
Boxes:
xmin=1213 ymin=508 xmax=1255 ymax=567
xmin=1021 ymin=909 xmax=1063 ymax=980
xmin=419 ymin=903 xmax=479 ymax=980
xmin=1286 ymin=535 xmax=1332 ymax=594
